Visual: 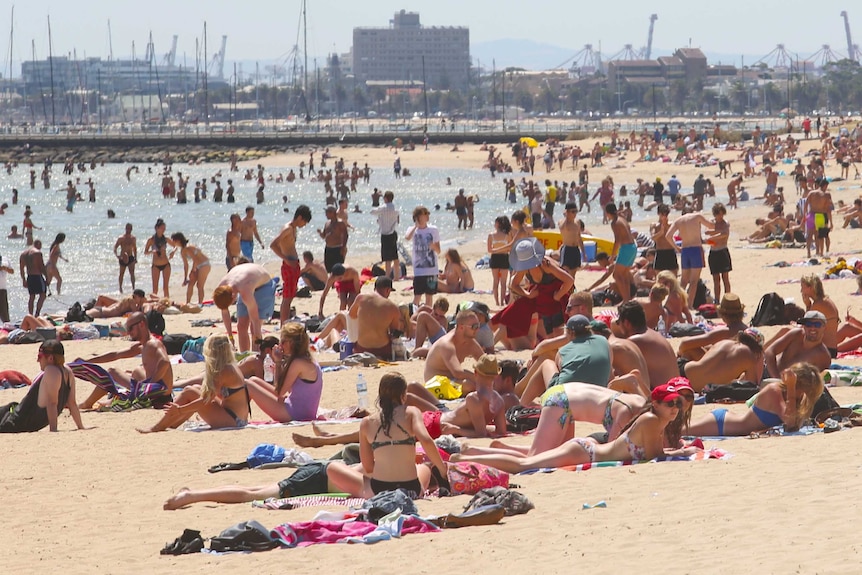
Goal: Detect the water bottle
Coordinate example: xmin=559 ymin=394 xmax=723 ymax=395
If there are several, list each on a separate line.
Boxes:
xmin=656 ymin=315 xmax=667 ymax=337
xmin=356 ymin=373 xmax=369 ymax=410
xmin=263 ymin=354 xmax=275 ymax=384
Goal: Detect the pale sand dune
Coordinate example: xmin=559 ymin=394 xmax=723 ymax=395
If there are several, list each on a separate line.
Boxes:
xmin=4 ymin=136 xmax=862 ymax=573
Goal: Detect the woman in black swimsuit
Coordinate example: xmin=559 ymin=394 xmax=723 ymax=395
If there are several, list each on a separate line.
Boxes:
xmin=144 ymin=218 xmax=171 ymax=298
xmin=137 ymin=334 xmax=249 ymax=433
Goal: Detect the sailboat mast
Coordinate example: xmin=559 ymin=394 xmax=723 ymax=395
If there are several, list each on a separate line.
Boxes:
xmin=47 ymin=16 xmax=55 ymax=126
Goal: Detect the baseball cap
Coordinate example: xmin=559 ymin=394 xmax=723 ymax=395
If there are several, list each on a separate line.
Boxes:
xmin=566 ymin=314 xmax=591 ymax=332
xmin=374 ymin=276 xmax=393 ymax=290
xmin=651 ymin=383 xmax=681 ymax=403
xmin=330 ymin=263 xmax=346 ymax=276
xmin=664 ymin=377 xmax=694 ymax=396
xmin=801 ymin=310 xmax=826 ymax=324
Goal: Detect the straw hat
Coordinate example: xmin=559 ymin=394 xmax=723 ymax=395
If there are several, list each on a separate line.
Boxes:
xmin=718 ymin=293 xmax=744 ymax=315
xmin=509 ymin=238 xmax=545 ymax=272
xmin=474 ymin=354 xmax=501 ymax=376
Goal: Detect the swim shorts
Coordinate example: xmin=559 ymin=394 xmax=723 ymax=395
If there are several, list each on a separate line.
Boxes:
xmin=237 ymin=277 xmax=278 ymax=320
xmin=380 ymin=232 xmax=398 ymax=262
xmin=680 ymin=246 xmax=704 ymax=270
xmin=26 ymin=274 xmax=46 ymax=295
xmin=281 ymin=259 xmax=301 ymax=300
xmin=277 ymin=462 xmax=331 ymax=498
xmin=615 ymin=243 xmax=637 ymax=268
xmin=413 ymin=275 xmax=438 ymax=296
xmin=654 ymin=248 xmax=678 ymax=271
xmin=240 ymin=240 xmax=254 ymax=262
xmin=708 ymin=247 xmax=732 ymax=275
xmin=560 ymin=245 xmax=582 ymax=270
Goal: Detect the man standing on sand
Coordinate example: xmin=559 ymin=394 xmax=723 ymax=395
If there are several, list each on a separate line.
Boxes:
xmin=271 ymin=205 xmax=312 ymax=324
xmin=77 ymin=312 xmax=174 ymax=410
xmin=318 ymin=206 xmax=348 ymax=273
xmin=351 ymin=276 xmax=404 ymax=360
xmin=665 ymin=211 xmax=715 ymax=308
xmin=405 ymin=205 xmax=440 ymax=307
xmin=808 ymin=179 xmax=833 ymax=256
xmin=20 ymin=240 xmax=47 ymax=316
xmin=225 ymin=213 xmax=242 ymax=269
xmin=558 ymin=202 xmax=585 ymax=280
xmin=708 ymin=202 xmax=732 ymax=302
xmin=113 ymin=223 xmax=138 ymax=293
xmin=370 ymin=191 xmax=400 ymax=280
xmin=240 ymin=206 xmax=265 ymax=262
xmin=212 ymin=263 xmax=278 ymax=352
xmin=607 ymin=203 xmax=637 ymax=301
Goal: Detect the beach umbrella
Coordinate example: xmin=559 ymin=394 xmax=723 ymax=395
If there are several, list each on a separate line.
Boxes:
xmin=520 ymin=137 xmax=538 ymax=148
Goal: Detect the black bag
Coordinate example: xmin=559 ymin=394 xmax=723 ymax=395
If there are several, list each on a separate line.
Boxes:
xmin=505 ymin=405 xmax=541 ymax=433
xmin=751 ymin=292 xmax=786 ymax=327
xmin=811 ymin=387 xmax=841 ymax=420
xmin=146 ymin=309 xmax=166 ymax=336
xmin=209 ymin=520 xmax=279 ymax=553
xmin=693 ymin=279 xmax=710 ymax=310
xmin=161 ymin=333 xmax=192 ymax=355
xmin=66 ymin=301 xmax=90 ymax=323
xmin=704 ymin=380 xmax=760 ymax=403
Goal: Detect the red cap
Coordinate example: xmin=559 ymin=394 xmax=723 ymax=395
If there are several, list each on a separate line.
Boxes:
xmin=665 ymin=377 xmax=694 ymax=396
xmin=651 ymin=383 xmax=681 ymax=403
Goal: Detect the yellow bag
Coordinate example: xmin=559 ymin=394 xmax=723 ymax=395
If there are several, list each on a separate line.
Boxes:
xmin=424 ymin=375 xmax=462 ymax=400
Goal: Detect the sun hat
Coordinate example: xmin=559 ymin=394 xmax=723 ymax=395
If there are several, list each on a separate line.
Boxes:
xmin=717 ymin=293 xmax=744 ymax=315
xmin=651 ymin=383 xmax=681 ymax=403
xmin=509 ymin=238 xmax=545 ymax=272
xmin=474 ymin=354 xmax=501 ymax=376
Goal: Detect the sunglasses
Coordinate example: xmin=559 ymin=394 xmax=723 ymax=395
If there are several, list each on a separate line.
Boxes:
xmin=801 ymin=321 xmax=825 ymax=328
xmin=468 ymin=323 xmax=480 ymax=330
xmin=663 ymin=399 xmax=683 ymax=408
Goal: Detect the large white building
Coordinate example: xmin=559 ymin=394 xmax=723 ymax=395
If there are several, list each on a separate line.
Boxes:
xmin=352 ymin=10 xmax=470 ymax=90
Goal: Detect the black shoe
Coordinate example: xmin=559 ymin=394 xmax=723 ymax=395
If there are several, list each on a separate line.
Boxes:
xmin=161 ymin=529 xmax=204 ymax=555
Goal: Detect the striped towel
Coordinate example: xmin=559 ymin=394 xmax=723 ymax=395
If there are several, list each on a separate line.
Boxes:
xmin=252 ymin=494 xmax=366 ymax=510
xmin=520 ymin=448 xmax=731 ymax=474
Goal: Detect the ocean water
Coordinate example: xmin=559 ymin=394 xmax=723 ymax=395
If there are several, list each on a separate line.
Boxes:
xmin=0 ymin=161 xmax=720 ymax=320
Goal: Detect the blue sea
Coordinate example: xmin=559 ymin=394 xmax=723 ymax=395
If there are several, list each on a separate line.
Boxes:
xmin=0 ymin=161 xmax=721 ymax=320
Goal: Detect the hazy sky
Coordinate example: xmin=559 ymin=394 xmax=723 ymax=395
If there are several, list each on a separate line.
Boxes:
xmin=2 ymin=0 xmax=859 ymax=71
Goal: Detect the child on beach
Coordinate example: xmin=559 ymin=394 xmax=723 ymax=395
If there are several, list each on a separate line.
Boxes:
xmin=404 ymin=205 xmax=440 ymax=307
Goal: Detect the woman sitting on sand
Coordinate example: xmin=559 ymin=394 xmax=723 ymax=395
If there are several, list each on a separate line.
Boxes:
xmin=169 ymin=232 xmax=211 ymax=305
xmin=138 ymin=334 xmax=249 ymax=432
xmin=685 ymin=362 xmax=822 ymax=436
xmin=173 ymin=336 xmax=279 ymax=388
xmin=656 ymin=270 xmax=692 ymax=325
xmin=162 ymin=372 xmax=449 ymax=509
xmin=437 ymin=249 xmax=474 ymax=294
xmin=450 ymin=383 xmax=696 ymax=473
xmin=245 ymin=322 xmax=322 ymax=422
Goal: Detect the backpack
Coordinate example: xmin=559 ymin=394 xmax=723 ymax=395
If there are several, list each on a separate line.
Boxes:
xmin=703 ymin=380 xmax=760 ymax=403
xmin=65 ymin=302 xmax=91 ymax=323
xmin=810 ymin=387 xmax=841 ymax=420
xmin=145 ymin=309 xmax=166 ymax=336
xmin=505 ymin=405 xmax=542 ymax=433
xmin=446 ymin=461 xmax=509 ymax=495
xmin=161 ymin=333 xmax=191 ymax=355
xmin=180 ymin=336 xmax=207 ymax=356
xmin=693 ymin=279 xmax=710 ymax=309
xmin=751 ymin=292 xmax=786 ymax=327
xmin=463 ymin=487 xmax=535 ymax=517
xmin=209 ymin=520 xmax=279 ymax=553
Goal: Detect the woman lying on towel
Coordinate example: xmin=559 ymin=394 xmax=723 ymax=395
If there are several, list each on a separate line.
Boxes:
xmin=162 ymin=372 xmax=450 ymax=510
xmin=137 ymin=334 xmax=249 ymax=432
xmin=449 ymin=383 xmax=696 ymax=473
xmin=685 ymin=362 xmax=822 ymax=436
xmin=245 ymin=322 xmax=322 ymax=422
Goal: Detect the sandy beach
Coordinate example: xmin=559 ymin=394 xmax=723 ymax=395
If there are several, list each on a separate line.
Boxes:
xmin=4 ymin=133 xmax=862 ymax=574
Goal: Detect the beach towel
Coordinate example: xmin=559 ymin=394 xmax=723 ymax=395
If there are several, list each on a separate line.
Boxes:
xmin=270 ymin=514 xmax=438 ymax=547
xmin=518 ymin=448 xmax=731 ymax=474
xmin=253 ymin=494 xmax=366 ymax=510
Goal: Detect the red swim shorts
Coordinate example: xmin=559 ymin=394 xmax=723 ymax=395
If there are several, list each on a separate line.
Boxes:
xmin=281 ymin=260 xmax=301 ymax=300
xmin=422 ymin=410 xmax=443 ymax=440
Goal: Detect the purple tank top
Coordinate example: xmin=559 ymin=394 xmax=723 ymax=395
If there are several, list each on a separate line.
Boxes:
xmin=283 ymin=363 xmax=322 ymax=421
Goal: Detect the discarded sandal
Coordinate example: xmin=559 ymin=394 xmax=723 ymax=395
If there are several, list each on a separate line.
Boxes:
xmin=429 ymin=504 xmax=505 ymax=529
xmin=208 ymin=461 xmax=250 ymax=473
xmin=160 ymin=528 xmax=204 ymax=555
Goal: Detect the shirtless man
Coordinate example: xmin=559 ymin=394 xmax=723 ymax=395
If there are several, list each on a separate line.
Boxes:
xmin=613 ymin=300 xmax=678 ymax=389
xmin=318 ymin=206 xmax=349 ymax=273
xmin=764 ymin=311 xmax=831 ymax=378
xmin=424 ymin=310 xmax=485 ymax=394
xmin=271 ymin=205 xmax=312 ymax=324
xmin=665 ymin=212 xmax=716 ymax=307
xmin=606 ymin=202 xmax=637 ymax=301
xmin=677 ymin=292 xmax=748 ymax=360
xmin=681 ymin=329 xmax=765 ymax=391
xmin=651 ymin=204 xmax=679 ymax=273
xmin=299 ymin=251 xmax=328 ymax=291
xmin=19 ymin=240 xmax=47 ymax=316
xmin=454 ymin=188 xmax=468 ymax=229
xmin=351 ymin=276 xmax=403 ymax=359
xmin=113 ymin=223 xmax=137 ymax=293
xmin=727 ymin=174 xmax=742 ymax=210
xmin=637 ymin=284 xmax=669 ymax=330
xmin=318 ymin=263 xmax=361 ymax=316
xmin=800 ymin=274 xmax=840 ymax=357
xmin=558 ymin=202 xmax=585 ymax=279
xmin=212 ymin=263 xmax=277 ymax=352
xmin=708 ymin=203 xmax=732 ymax=301
xmin=86 ymin=289 xmax=147 ymax=319
xmin=78 ymin=312 xmax=174 ymax=409
xmin=240 ymin=206 xmax=264 ymax=262
xmin=807 ymin=179 xmax=832 ymax=256
xmin=225 ymin=213 xmax=242 ymax=270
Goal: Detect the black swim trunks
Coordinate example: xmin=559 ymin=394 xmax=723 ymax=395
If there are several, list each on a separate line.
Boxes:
xmin=708 ymin=247 xmax=732 ymax=275
xmin=560 ymin=245 xmax=582 ymax=270
xmin=26 ymin=274 xmax=46 ymax=295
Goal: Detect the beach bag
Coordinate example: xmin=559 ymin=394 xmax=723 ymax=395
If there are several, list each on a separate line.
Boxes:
xmin=180 ymin=336 xmax=207 ymax=356
xmin=446 ymin=461 xmax=509 ymax=495
xmin=209 ymin=520 xmax=279 ymax=553
xmin=65 ymin=302 xmax=90 ymax=323
xmin=161 ymin=334 xmax=191 ymax=355
xmin=668 ymin=323 xmax=705 ymax=337
xmin=693 ymin=279 xmax=710 ymax=309
xmin=247 ymin=443 xmax=286 ymax=468
xmin=703 ymin=380 xmax=759 ymax=403
xmin=505 ymin=405 xmax=542 ymax=433
xmin=751 ymin=292 xmax=785 ymax=327
xmin=698 ymin=304 xmax=718 ymax=319
xmin=425 ymin=375 xmax=462 ymax=400
xmin=463 ymin=487 xmax=534 ymax=517
xmin=145 ymin=309 xmax=166 ymax=336
xmin=811 ymin=387 xmax=841 ymax=420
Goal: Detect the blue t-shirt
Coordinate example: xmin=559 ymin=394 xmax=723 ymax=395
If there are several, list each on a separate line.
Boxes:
xmin=668 ymin=178 xmax=681 ymax=198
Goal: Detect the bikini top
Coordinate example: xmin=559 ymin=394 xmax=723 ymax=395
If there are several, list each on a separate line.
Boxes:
xmin=623 ymin=435 xmax=646 ymax=461
xmin=371 ymin=420 xmax=416 ymax=450
xmin=152 ymin=234 xmax=167 ymax=256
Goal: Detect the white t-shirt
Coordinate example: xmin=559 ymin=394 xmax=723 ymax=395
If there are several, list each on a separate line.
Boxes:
xmin=410 ymin=225 xmax=440 ymax=277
